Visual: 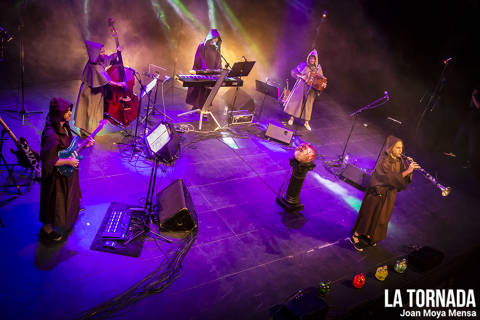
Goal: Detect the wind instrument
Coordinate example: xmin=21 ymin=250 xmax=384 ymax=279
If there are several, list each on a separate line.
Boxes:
xmin=401 ymin=154 xmax=451 ymax=196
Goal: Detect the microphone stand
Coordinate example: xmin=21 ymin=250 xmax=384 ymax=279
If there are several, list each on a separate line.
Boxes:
xmin=415 ymin=59 xmax=451 ymax=138
xmin=4 ymin=5 xmax=42 ymax=125
xmin=325 ymin=92 xmax=390 ymax=171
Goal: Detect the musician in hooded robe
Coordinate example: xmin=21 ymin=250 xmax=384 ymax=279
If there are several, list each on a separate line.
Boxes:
xmin=74 ymin=40 xmax=124 ymax=136
xmin=39 ymin=98 xmax=94 ymax=242
xmin=283 ymin=49 xmax=326 ymax=131
xmin=185 ymin=29 xmax=222 ymax=110
xmin=350 ymin=136 xmax=419 ymax=251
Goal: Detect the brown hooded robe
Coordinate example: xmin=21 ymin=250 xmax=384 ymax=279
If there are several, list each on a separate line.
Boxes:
xmin=352 ymin=136 xmax=412 ymax=243
xmin=39 ymin=98 xmax=81 ymax=230
xmin=74 ymin=40 xmax=116 ymax=134
xmin=283 ymin=49 xmax=324 ymax=121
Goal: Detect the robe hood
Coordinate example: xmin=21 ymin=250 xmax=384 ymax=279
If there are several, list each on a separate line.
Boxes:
xmin=385 ymin=135 xmax=402 ymax=154
xmin=81 ymin=40 xmax=111 ymax=87
xmin=48 ymin=97 xmax=73 ymax=135
xmin=203 ymin=29 xmax=222 ymax=49
xmin=306 ymin=49 xmax=318 ymax=67
xmin=84 ymin=40 xmax=103 ymax=63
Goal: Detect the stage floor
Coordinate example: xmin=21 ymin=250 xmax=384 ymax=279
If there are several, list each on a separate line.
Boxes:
xmin=0 ymin=81 xmax=479 ymax=319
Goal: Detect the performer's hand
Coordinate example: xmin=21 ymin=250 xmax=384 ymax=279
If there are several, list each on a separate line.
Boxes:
xmin=408 ymin=161 xmax=420 ymax=173
xmin=117 ymin=46 xmax=123 ymax=52
xmin=85 ymin=137 xmax=95 ymax=148
xmin=67 ymin=157 xmax=79 ymax=168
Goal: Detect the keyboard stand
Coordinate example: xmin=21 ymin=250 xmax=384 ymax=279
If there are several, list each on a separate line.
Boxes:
xmin=177 ymin=69 xmax=228 ymax=131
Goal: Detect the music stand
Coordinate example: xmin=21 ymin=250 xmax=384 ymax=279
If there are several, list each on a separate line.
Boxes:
xmin=255 ymin=80 xmax=281 ymax=122
xmin=227 ymin=61 xmax=256 ymax=111
xmin=125 ymin=122 xmax=173 ymax=245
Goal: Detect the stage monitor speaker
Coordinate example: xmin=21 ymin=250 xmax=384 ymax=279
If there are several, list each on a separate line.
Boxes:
xmin=340 ymin=164 xmax=371 ymax=191
xmin=156 ymin=179 xmax=197 ymax=231
xmin=265 ymin=123 xmax=294 ymax=145
xmin=278 ymin=287 xmax=328 ymax=320
xmin=223 ymin=88 xmax=255 ymax=113
xmin=408 ymin=246 xmax=444 ymax=273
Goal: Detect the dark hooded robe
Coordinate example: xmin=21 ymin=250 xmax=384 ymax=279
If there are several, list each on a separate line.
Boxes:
xmin=74 ymin=40 xmax=116 ymax=134
xmin=185 ymin=29 xmax=222 ymax=109
xmin=40 ymin=98 xmax=81 ymax=230
xmin=283 ymin=49 xmax=324 ymax=121
xmin=352 ymin=136 xmax=412 ymax=243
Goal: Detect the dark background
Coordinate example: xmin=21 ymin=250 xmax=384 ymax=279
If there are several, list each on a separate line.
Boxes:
xmin=1 ymin=0 xmax=479 ymax=151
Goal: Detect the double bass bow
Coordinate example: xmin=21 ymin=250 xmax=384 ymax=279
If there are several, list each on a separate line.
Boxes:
xmin=104 ymin=17 xmax=139 ymax=127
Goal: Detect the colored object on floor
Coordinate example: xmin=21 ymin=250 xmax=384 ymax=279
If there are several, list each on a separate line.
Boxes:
xmin=318 ymin=281 xmax=331 ymax=297
xmin=394 ymin=258 xmax=408 ymax=273
xmin=375 ymin=265 xmax=389 ymax=281
xmin=352 ymin=273 xmax=366 ymax=288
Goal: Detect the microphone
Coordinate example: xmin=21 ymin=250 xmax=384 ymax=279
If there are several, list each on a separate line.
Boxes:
xmin=387 ymin=117 xmax=402 ymax=125
xmin=443 ymin=57 xmax=453 ymax=64
xmin=104 ymin=112 xmax=125 ymax=129
xmin=125 ymin=66 xmax=137 ymax=73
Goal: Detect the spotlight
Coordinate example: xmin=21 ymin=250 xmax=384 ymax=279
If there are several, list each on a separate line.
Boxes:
xmin=322 ymin=10 xmax=327 ymax=19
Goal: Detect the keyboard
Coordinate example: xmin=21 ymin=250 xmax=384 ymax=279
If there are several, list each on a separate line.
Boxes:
xmin=176 ymin=74 xmax=243 ymax=87
xmin=101 ymin=209 xmax=131 ymax=240
xmin=190 ymin=69 xmax=223 ymax=75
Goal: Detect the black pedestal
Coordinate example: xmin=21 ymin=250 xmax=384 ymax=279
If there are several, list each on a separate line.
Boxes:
xmin=277 ymin=158 xmax=315 ymax=212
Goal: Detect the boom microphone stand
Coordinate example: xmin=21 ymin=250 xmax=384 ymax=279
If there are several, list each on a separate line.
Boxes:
xmin=4 ymin=2 xmax=42 ymax=125
xmin=415 ymin=58 xmax=451 ymax=138
xmin=325 ymin=91 xmax=390 ymax=170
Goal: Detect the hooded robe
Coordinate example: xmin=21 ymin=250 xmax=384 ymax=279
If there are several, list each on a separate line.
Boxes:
xmin=74 ymin=40 xmax=116 ymax=135
xmin=352 ymin=136 xmax=412 ymax=243
xmin=185 ymin=29 xmax=222 ymax=109
xmin=283 ymin=49 xmax=323 ymax=121
xmin=40 ymin=97 xmax=81 ymax=230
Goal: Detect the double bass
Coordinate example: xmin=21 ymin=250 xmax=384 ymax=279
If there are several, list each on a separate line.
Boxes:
xmin=104 ymin=17 xmax=139 ymax=127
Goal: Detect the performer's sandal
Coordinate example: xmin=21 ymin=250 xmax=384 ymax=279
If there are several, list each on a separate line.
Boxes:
xmin=287 ymin=118 xmax=294 ymax=126
xmin=349 ymin=235 xmax=364 ymax=252
xmin=39 ymin=228 xmax=63 ymax=242
xmin=304 ymin=122 xmax=311 ymax=131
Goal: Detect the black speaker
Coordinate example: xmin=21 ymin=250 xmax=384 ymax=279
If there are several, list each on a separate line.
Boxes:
xmin=340 ymin=164 xmax=371 ymax=191
xmin=265 ymin=123 xmax=294 ymax=145
xmin=156 ymin=179 xmax=197 ymax=231
xmin=408 ymin=246 xmax=444 ymax=273
xmin=278 ymin=288 xmax=328 ymax=320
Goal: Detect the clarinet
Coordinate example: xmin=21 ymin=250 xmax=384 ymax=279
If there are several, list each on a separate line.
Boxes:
xmin=401 ymin=154 xmax=451 ymax=197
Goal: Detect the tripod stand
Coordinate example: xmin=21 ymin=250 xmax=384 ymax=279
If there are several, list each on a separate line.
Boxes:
xmin=4 ymin=4 xmax=42 ymax=125
xmin=125 ymin=154 xmax=171 ymax=245
xmin=0 ymin=131 xmax=21 ymax=195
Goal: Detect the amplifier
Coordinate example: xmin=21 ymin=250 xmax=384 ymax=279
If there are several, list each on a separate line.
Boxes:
xmin=228 ymin=110 xmax=254 ymax=125
xmin=340 ymin=164 xmax=371 ymax=191
xmin=265 ymin=123 xmax=294 ymax=145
